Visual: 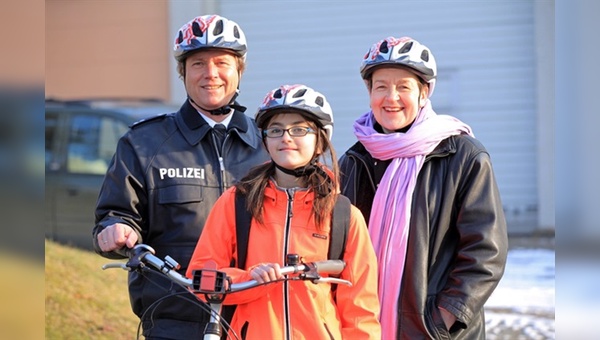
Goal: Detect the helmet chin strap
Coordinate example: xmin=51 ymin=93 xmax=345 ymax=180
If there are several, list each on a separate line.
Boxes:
xmin=188 ymin=90 xmax=247 ymax=115
xmin=273 ymin=158 xmax=327 ymax=178
xmin=273 ymin=160 xmax=332 ymax=197
xmin=274 ymin=162 xmax=314 ymax=177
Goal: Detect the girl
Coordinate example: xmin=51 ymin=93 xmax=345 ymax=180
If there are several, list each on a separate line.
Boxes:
xmin=188 ymin=84 xmax=381 ymax=339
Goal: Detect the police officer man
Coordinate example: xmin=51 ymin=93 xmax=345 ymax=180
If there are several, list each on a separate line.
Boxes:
xmin=93 ymin=15 xmax=269 ymax=339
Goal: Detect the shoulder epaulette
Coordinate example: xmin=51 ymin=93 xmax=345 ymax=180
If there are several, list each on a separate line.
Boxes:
xmin=130 ymin=113 xmax=169 ymax=129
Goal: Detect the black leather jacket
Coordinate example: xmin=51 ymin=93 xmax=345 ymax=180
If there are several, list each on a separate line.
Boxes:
xmin=339 ymin=134 xmax=508 ymax=339
xmin=93 ymin=100 xmax=269 ymax=338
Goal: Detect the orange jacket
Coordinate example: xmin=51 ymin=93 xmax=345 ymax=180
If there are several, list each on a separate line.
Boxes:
xmin=187 ymin=181 xmax=381 ymax=339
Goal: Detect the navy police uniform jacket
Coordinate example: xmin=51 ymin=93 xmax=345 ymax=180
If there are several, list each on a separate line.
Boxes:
xmin=93 ymin=99 xmax=269 ymax=338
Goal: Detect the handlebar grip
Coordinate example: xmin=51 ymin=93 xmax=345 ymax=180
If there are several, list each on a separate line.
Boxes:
xmin=312 ymin=260 xmax=346 ymax=276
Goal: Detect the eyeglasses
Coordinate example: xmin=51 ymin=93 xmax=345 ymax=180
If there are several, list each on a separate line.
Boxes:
xmin=262 ymin=126 xmax=316 ymax=138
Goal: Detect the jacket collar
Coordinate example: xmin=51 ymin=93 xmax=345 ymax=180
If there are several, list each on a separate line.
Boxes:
xmin=426 ymin=135 xmax=457 ymax=160
xmin=175 ymin=99 xmax=261 ymax=148
xmin=264 ymin=180 xmax=314 ymax=206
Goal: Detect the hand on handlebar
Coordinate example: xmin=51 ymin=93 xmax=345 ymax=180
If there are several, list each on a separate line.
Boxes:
xmin=103 ymin=246 xmax=352 ymax=293
xmin=250 ymin=263 xmax=283 ymax=284
xmin=97 ymin=223 xmax=138 ymax=252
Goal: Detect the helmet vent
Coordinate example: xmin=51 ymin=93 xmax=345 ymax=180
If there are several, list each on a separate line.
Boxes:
xmin=192 ymin=22 xmax=203 ymax=37
xmin=379 ymin=40 xmax=389 ymax=53
xmin=398 ymin=41 xmax=413 ymax=54
xmin=233 ymin=25 xmax=241 ymax=39
xmin=315 ymin=96 xmax=324 ymax=107
xmin=293 ymin=88 xmax=307 ymax=98
xmin=255 ymin=84 xmax=334 ymax=139
xmin=177 ymin=31 xmax=184 ymax=44
xmin=421 ymin=49 xmax=429 ymax=62
xmin=213 ymin=19 xmax=224 ymax=35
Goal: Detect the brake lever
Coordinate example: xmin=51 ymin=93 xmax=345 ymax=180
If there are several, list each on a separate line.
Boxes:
xmin=102 ymin=262 xmax=130 ymax=271
xmin=312 ymin=277 xmax=353 ymax=287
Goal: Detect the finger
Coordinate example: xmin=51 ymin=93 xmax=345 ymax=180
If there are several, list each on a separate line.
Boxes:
xmin=97 ymin=233 xmax=106 ymax=249
xmin=250 ymin=268 xmax=265 ymax=283
xmin=272 ymin=263 xmax=282 ymax=279
xmin=101 ymin=224 xmax=119 ymax=250
xmin=105 ymin=227 xmax=115 ymax=247
xmin=264 ymin=267 xmax=275 ymax=281
xmin=257 ymin=265 xmax=273 ymax=283
xmin=258 ymin=267 xmax=270 ymax=283
xmin=125 ymin=230 xmax=138 ymax=248
xmin=114 ymin=224 xmax=124 ymax=241
xmin=98 ymin=230 xmax=110 ymax=250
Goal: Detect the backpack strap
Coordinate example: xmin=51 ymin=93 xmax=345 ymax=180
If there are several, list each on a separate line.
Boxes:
xmin=328 ymin=194 xmax=351 ymax=261
xmin=223 ymin=189 xmax=251 ymax=327
xmin=234 ymin=189 xmax=252 ymax=269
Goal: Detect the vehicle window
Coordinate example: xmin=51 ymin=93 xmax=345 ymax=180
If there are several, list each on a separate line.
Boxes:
xmin=67 ymin=115 xmax=127 ymax=175
xmin=45 ymin=112 xmax=59 ymax=168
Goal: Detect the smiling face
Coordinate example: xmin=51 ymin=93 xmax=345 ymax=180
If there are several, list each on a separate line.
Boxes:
xmin=264 ymin=113 xmax=318 ymax=172
xmin=184 ymin=49 xmax=240 ymax=116
xmin=369 ymin=67 xmax=428 ymax=132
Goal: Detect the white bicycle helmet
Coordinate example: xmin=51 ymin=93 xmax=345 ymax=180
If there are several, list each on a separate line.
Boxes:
xmin=174 ymin=15 xmax=247 ymax=61
xmin=360 ymin=36 xmax=437 ymax=96
xmin=255 ymin=84 xmax=334 ymax=139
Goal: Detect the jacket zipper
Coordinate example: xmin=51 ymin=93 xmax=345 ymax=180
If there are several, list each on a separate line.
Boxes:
xmin=212 ymin=132 xmax=229 ymax=193
xmin=346 ymin=152 xmax=377 ymax=198
xmin=283 ymin=188 xmax=294 ymax=340
xmin=218 ymin=156 xmax=226 ymax=193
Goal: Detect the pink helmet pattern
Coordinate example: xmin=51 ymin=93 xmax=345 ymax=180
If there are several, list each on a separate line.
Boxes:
xmin=255 ymin=84 xmax=334 ymax=140
xmin=174 ymin=15 xmax=247 ymax=61
xmin=360 ymin=36 xmax=437 ymax=96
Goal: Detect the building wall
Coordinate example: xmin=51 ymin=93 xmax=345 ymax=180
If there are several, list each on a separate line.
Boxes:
xmin=45 ymin=0 xmax=171 ymax=101
xmin=211 ymin=1 xmax=549 ymax=233
xmin=2 ymin=0 xmax=44 ymax=87
xmin=45 ymin=0 xmax=555 ymax=234
xmin=535 ymin=1 xmax=555 ymax=231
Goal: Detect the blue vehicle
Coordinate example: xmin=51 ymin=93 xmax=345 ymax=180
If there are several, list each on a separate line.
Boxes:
xmin=45 ymin=98 xmax=179 ymax=250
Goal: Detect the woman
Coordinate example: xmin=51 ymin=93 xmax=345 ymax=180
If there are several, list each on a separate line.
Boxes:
xmin=188 ymin=84 xmax=381 ymax=339
xmin=339 ymin=36 xmax=508 ymax=339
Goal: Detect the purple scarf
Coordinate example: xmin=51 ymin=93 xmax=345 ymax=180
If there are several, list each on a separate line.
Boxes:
xmin=354 ymin=101 xmax=473 ymax=338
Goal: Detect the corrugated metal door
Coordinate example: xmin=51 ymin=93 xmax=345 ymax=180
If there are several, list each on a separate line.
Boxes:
xmin=220 ymin=1 xmax=537 ymax=232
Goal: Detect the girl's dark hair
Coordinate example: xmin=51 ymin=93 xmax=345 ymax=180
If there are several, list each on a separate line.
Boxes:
xmin=235 ymin=120 xmax=339 ymax=230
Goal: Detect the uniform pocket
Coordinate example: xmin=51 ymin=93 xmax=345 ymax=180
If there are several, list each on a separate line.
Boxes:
xmin=158 ymin=184 xmax=203 ymax=204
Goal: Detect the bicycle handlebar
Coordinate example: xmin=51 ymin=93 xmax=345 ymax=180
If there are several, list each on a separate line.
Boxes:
xmin=102 ymin=243 xmax=193 ymax=287
xmin=102 ymin=244 xmax=352 ymax=295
